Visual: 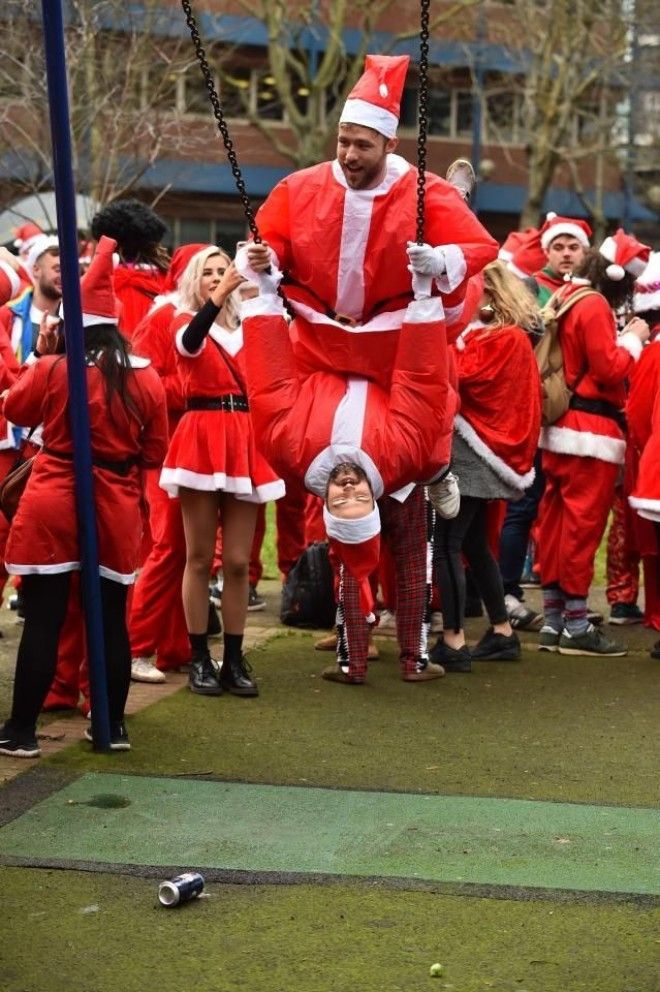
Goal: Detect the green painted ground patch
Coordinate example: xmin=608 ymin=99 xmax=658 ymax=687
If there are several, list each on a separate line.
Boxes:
xmin=1 ymin=773 xmax=658 ymax=895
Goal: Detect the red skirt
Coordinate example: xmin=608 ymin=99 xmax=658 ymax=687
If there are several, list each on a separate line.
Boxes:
xmin=160 ymin=409 xmax=284 ymax=503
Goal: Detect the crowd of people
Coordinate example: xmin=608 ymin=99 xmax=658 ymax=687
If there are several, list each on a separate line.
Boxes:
xmin=0 ymin=54 xmax=657 ymax=759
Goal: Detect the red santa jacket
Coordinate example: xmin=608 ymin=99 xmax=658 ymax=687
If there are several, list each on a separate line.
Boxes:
xmin=627 ymin=333 xmax=660 ymax=523
xmin=131 ymin=295 xmax=186 ymax=438
xmin=254 ymin=154 xmax=498 ymax=388
xmin=113 ymin=266 xmax=168 ymax=340
xmin=0 ymin=258 xmax=26 ymax=307
xmin=453 ymin=322 xmax=542 ymax=492
xmin=539 ymin=284 xmax=641 ymax=465
xmin=241 ymin=293 xmax=454 ymax=499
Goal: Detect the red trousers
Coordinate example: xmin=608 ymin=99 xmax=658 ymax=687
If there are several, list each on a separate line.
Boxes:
xmin=128 ymin=468 xmax=190 ymax=670
xmin=43 ymin=572 xmax=90 ymax=713
xmin=537 ymin=451 xmax=618 ymax=598
xmin=336 ymin=487 xmax=431 ymax=679
xmin=606 ymin=484 xmax=640 ymax=606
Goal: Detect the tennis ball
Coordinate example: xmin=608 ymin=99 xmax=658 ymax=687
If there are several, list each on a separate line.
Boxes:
xmin=429 ymin=962 xmax=444 ymax=977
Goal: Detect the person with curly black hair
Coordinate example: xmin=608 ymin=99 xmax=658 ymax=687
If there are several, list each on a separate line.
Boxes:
xmin=91 ymin=198 xmax=170 ymax=338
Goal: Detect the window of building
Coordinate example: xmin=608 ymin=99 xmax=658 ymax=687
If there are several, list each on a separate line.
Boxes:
xmin=255 ymin=69 xmax=284 ymax=121
xmin=455 ymin=90 xmax=474 ymax=137
xmin=183 ymin=63 xmax=213 ymax=116
xmin=399 ymin=86 xmax=419 ymax=129
xmin=426 ymin=89 xmax=452 ymax=136
xmin=485 ymin=90 xmax=517 ymax=142
xmin=219 ymin=68 xmax=252 ymax=119
xmin=165 ymin=216 xmax=249 ymax=254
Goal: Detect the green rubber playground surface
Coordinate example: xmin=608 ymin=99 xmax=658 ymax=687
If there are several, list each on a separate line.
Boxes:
xmin=1 ymin=773 xmax=659 ymax=896
xmin=1 ymin=626 xmax=659 ymax=991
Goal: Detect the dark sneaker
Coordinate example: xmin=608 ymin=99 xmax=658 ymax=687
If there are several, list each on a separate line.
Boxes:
xmin=209 ymin=581 xmax=222 ymax=608
xmin=219 ymin=656 xmax=259 ymax=696
xmin=84 ymin=722 xmax=131 ymax=751
xmin=429 ymin=638 xmax=472 ymax=672
xmin=207 ymin=602 xmax=222 ymax=637
xmin=247 ymin=585 xmax=266 ymax=612
xmin=402 ymin=661 xmax=445 ymax=682
xmin=0 ymin=723 xmax=40 ymax=758
xmin=651 ymin=641 xmax=660 ymax=660
xmin=505 ymin=593 xmax=543 ymax=631
xmin=558 ymin=625 xmax=627 ymax=657
xmin=538 ymin=625 xmax=560 ymax=652
xmin=608 ymin=603 xmax=644 ymax=626
xmin=471 ymin=627 xmax=521 ymax=661
xmin=189 ymin=654 xmax=223 ymax=695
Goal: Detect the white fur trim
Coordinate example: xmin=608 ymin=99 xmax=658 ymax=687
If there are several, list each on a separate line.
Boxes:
xmin=159 ymin=466 xmax=285 ymax=503
xmin=628 ymin=495 xmax=660 ymax=522
xmin=291 ymin=299 xmax=406 ymax=334
xmin=335 ymin=188 xmax=373 ymax=319
xmin=339 ymin=98 xmax=398 ymax=139
xmin=208 ymin=322 xmax=243 ymax=357
xmin=599 ymin=236 xmax=616 ymax=263
xmin=323 ymin=503 xmax=381 ymax=543
xmin=404 ymin=296 xmax=445 ymax=324
xmin=128 ymin=354 xmax=151 ymax=368
xmin=454 ymin=413 xmax=537 ymax=492
xmin=433 ymin=245 xmax=467 ymax=294
xmin=618 ymin=330 xmax=643 ymax=360
xmin=626 ymin=255 xmax=648 ymax=278
xmin=541 ymin=224 xmax=590 ymax=251
xmin=240 ymin=293 xmax=287 ymax=321
xmin=6 ymin=561 xmax=80 ymax=576
xmin=540 ymin=425 xmax=625 ymax=465
xmin=389 ymin=483 xmax=416 ymax=503
xmin=507 ymin=260 xmax=530 ymax=280
xmin=0 ymin=260 xmax=20 ymax=298
xmin=332 ymin=379 xmax=367 ymax=447
xmin=149 ymin=291 xmax=180 ymax=314
xmin=305 ymin=445 xmax=384 ymax=500
xmin=175 ymin=324 xmax=205 ymax=358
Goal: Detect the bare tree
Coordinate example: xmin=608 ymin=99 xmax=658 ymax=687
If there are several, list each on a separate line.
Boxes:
xmin=0 ymin=0 xmax=209 ymax=210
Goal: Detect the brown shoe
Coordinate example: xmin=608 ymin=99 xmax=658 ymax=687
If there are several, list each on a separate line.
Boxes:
xmin=321 ymin=665 xmax=365 ymax=685
xmin=315 ymin=633 xmax=338 ymax=651
xmin=402 ymin=661 xmax=445 ymax=682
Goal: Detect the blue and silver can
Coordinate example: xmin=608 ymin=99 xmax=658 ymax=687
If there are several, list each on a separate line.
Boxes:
xmin=158 ymin=871 xmax=205 ymax=907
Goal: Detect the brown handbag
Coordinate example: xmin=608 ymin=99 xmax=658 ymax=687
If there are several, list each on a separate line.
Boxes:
xmin=0 ymin=454 xmax=36 ymax=522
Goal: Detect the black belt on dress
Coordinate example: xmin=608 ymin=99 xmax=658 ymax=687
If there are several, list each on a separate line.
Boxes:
xmin=43 ymin=447 xmax=139 ymax=477
xmin=186 ymin=394 xmax=249 ymax=413
xmin=569 ymin=394 xmax=627 ymax=432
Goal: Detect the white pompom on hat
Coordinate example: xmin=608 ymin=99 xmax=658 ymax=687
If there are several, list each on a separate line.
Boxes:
xmin=339 ymin=54 xmax=410 ymax=140
xmin=599 ymin=229 xmax=651 ymax=283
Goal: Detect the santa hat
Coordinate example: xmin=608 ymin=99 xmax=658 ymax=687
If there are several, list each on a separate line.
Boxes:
xmin=164 ymin=243 xmax=210 ymax=292
xmin=599 ymin=229 xmax=651 ymax=282
xmin=79 ymin=235 xmax=119 ymax=326
xmin=339 ymin=54 xmax=410 ymax=140
xmin=498 ymin=230 xmax=526 ymax=262
xmin=507 ymin=228 xmax=546 ymax=279
xmin=539 ymin=213 xmax=592 ymax=252
xmin=13 ymin=222 xmax=44 ymax=255
xmin=25 ymin=235 xmax=59 ymax=277
xmin=633 ymin=251 xmax=660 ymax=314
xmin=323 ymin=504 xmax=381 ymax=623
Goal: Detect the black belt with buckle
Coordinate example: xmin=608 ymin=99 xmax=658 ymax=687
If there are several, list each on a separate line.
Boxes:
xmin=186 ymin=394 xmax=249 ymax=413
xmin=569 ymin=394 xmax=626 ymax=432
xmin=43 ymin=447 xmax=139 ymax=477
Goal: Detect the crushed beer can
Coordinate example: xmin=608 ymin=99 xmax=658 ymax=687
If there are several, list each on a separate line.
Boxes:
xmin=158 ymin=871 xmax=205 ymax=907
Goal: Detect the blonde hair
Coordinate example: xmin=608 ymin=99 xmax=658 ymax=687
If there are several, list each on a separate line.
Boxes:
xmin=482 ymin=259 xmax=540 ymax=330
xmin=177 ymin=246 xmax=236 ymax=325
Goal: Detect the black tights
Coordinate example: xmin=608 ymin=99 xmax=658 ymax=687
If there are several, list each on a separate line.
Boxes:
xmin=434 ymin=495 xmax=508 ymax=634
xmin=9 ymin=573 xmax=131 ymax=733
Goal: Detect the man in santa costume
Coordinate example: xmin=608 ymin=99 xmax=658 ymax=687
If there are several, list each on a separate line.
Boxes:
xmin=242 ymin=53 xmax=497 ymax=683
xmin=532 ymin=214 xmax=592 ymax=305
xmin=625 ymin=252 xmax=660 ymax=656
xmin=238 ymin=259 xmax=453 ymax=682
xmin=536 ymin=230 xmax=650 ymax=656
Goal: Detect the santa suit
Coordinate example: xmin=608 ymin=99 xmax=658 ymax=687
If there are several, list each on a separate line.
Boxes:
xmin=160 ymin=313 xmax=284 ymax=503
xmin=0 ymin=259 xmax=24 ymax=308
xmin=255 ymin=154 xmax=498 ymax=388
xmin=537 ymin=286 xmax=642 ymax=597
xmin=243 ymin=292 xmax=453 ymax=677
xmin=626 ymin=333 xmax=660 ymax=629
xmin=127 ymin=296 xmax=191 ymax=670
xmin=4 ymin=354 xmax=168 ymax=582
xmin=112 ymin=266 xmax=168 ymax=340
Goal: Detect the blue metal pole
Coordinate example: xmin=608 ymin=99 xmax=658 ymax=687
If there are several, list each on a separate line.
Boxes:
xmin=40 ymin=0 xmax=111 ymax=751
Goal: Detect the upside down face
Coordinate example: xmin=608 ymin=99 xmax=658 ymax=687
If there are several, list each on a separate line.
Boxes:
xmin=326 ymin=462 xmax=375 ymax=520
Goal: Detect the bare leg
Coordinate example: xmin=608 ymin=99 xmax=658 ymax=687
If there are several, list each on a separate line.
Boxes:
xmin=217 ymin=494 xmax=258 ymax=635
xmin=179 ymin=488 xmax=220 ymax=634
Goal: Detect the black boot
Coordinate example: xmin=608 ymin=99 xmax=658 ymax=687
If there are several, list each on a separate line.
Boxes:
xmin=219 ymin=655 xmax=259 ymax=697
xmin=189 ymin=654 xmax=223 ymax=696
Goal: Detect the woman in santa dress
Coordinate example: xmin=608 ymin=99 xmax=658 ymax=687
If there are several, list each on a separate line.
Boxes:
xmin=160 ymin=246 xmax=284 ymax=698
xmin=430 ymin=260 xmax=542 ymax=673
xmin=0 ymin=237 xmax=168 ymax=758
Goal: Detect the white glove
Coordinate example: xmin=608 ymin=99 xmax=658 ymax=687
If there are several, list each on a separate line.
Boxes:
xmin=408 ymin=268 xmax=433 ymax=300
xmin=406 ymin=241 xmax=447 ymax=278
xmin=235 ymin=244 xmax=283 ymax=296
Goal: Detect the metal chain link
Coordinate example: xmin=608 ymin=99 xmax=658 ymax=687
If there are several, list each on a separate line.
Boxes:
xmin=416 ymin=0 xmax=431 ymax=244
xmin=180 ymin=0 xmax=261 ymax=241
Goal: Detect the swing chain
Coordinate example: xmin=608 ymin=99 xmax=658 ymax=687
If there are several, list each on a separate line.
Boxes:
xmin=180 ymin=0 xmax=261 ymax=241
xmin=416 ymin=0 xmax=431 ymax=244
